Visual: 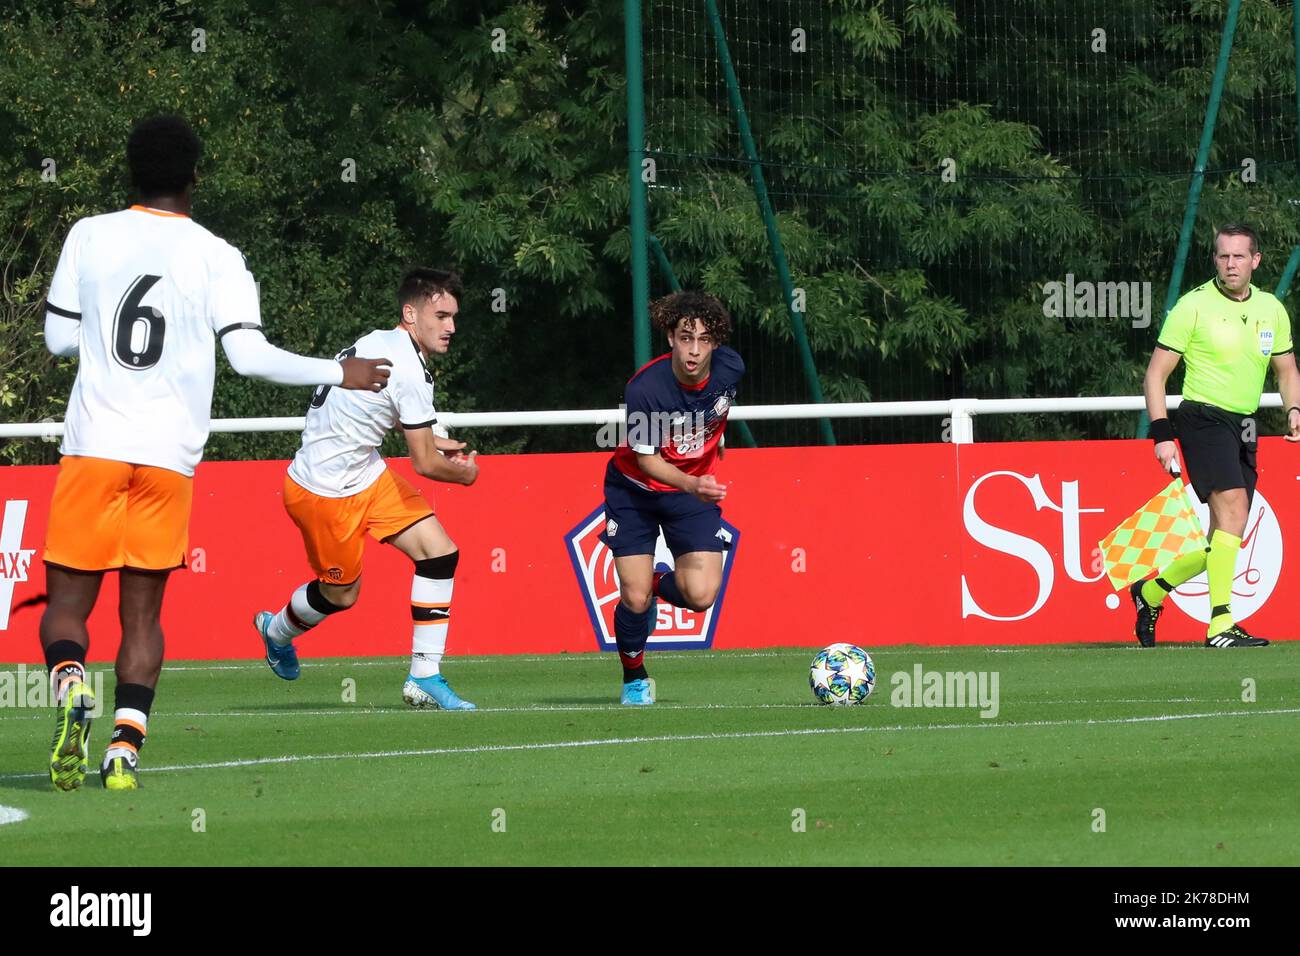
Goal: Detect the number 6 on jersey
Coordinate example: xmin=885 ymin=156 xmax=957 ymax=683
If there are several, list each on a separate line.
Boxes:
xmin=112 ymin=274 xmax=166 ymax=370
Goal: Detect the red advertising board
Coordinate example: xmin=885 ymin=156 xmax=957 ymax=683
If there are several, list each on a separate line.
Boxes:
xmin=0 ymin=440 xmax=1295 ymax=661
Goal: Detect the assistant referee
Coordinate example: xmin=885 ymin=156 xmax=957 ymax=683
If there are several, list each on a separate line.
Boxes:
xmin=1134 ymin=223 xmax=1300 ymax=647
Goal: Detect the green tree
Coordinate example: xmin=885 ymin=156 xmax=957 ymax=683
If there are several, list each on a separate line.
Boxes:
xmin=0 ymin=0 xmax=638 ymax=465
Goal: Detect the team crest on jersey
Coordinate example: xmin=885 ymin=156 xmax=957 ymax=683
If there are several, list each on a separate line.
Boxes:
xmin=565 ymin=504 xmax=740 ymax=650
xmin=713 ymin=395 xmax=731 ymax=417
xmin=1259 ymin=328 xmax=1274 ymax=356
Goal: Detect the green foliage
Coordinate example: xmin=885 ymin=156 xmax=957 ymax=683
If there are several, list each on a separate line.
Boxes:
xmin=645 ymin=0 xmax=1300 ymax=443
xmin=3 ymin=0 xmax=1300 ymax=460
xmin=0 ymin=0 xmax=633 ymax=464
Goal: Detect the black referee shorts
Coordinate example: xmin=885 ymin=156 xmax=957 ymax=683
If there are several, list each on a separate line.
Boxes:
xmin=1174 ymin=400 xmax=1257 ymax=506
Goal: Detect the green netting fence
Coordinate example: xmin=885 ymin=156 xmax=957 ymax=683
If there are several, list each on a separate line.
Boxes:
xmin=637 ymin=0 xmax=1300 ymax=445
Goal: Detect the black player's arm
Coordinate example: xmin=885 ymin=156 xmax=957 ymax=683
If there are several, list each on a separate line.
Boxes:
xmin=403 ymin=425 xmax=477 ymax=485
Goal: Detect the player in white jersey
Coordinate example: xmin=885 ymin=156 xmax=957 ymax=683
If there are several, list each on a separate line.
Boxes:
xmin=39 ymin=116 xmax=392 ymax=792
xmin=254 ymin=268 xmax=481 ymax=710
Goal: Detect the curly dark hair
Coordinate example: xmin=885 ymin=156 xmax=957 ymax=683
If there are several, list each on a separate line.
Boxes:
xmin=127 ymin=115 xmax=201 ymax=199
xmin=398 ymin=268 xmax=464 ymax=312
xmin=650 ymin=290 xmax=732 ymax=343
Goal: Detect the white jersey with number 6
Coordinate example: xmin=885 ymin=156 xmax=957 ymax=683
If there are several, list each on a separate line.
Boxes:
xmin=45 ymin=206 xmax=263 ymax=477
xmin=287 ymin=327 xmax=437 ymax=498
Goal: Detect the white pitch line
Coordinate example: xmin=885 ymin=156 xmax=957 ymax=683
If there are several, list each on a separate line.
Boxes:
xmin=0 ymin=805 xmax=29 ymax=826
xmin=158 ymin=696 xmax=1229 ymax=716
xmin=165 ymin=697 xmax=1228 ymax=718
xmin=1 ymin=706 xmax=1295 ymax=781
xmin=175 ymin=696 xmax=1230 ymax=716
xmin=0 ymin=697 xmax=1252 ymax=722
xmin=0 ymin=703 xmax=811 ymax=720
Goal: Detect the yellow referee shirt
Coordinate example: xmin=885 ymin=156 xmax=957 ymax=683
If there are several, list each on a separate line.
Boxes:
xmin=1156 ymin=279 xmax=1293 ymax=415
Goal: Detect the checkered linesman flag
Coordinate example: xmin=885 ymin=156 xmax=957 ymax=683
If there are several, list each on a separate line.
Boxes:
xmin=1098 ymin=477 xmax=1207 ymax=591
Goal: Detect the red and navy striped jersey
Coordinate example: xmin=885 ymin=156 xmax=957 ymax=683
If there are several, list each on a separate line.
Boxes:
xmin=611 ymin=345 xmax=744 ymax=492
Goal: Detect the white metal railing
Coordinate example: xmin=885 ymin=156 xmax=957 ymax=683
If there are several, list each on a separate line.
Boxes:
xmin=0 ymin=395 xmax=1285 ymax=445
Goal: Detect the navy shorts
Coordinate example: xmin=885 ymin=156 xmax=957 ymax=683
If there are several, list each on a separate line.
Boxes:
xmin=600 ymin=463 xmax=724 ymax=558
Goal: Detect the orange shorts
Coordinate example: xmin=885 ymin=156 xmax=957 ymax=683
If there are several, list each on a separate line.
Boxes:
xmin=283 ymin=469 xmax=433 ymax=585
xmin=44 ymin=456 xmax=192 ymax=572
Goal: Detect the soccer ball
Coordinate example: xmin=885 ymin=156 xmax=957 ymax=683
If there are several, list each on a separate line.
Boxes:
xmin=809 ymin=643 xmax=875 ymax=705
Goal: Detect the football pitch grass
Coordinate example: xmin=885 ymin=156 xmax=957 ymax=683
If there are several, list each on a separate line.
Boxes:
xmin=1 ymin=644 xmax=1298 ymax=866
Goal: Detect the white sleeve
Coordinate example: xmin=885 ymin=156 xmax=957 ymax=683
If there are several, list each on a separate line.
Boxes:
xmin=44 ymin=220 xmax=84 ymax=356
xmin=392 ymin=355 xmax=437 ymax=430
xmin=221 ymin=327 xmax=344 ymax=387
xmin=207 ymin=242 xmax=263 ymax=337
xmin=44 ymin=313 xmax=80 ymax=357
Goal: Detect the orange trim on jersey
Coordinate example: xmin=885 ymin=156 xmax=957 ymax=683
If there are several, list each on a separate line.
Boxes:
xmin=115 ymin=719 xmax=147 ymax=736
xmin=129 ymin=204 xmax=190 ymax=219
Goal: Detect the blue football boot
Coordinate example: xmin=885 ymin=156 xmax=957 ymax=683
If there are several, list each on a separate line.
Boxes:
xmin=254 ymin=611 xmax=300 ymax=681
xmin=402 ymin=673 xmax=477 ymax=710
xmin=621 ymin=677 xmax=655 ymax=706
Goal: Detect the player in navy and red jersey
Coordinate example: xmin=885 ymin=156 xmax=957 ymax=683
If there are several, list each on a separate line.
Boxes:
xmin=600 ymin=291 xmax=743 ymax=705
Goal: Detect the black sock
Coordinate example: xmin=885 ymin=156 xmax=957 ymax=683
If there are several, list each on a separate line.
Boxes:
xmin=108 ymin=683 xmax=156 ymax=759
xmin=44 ymin=640 xmax=87 ymax=703
xmin=44 ymin=639 xmax=85 ymax=673
xmin=620 ymin=655 xmax=649 ymax=683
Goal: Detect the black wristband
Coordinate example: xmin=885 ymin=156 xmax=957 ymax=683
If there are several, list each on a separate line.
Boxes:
xmin=1149 ymin=418 xmax=1175 ymax=443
